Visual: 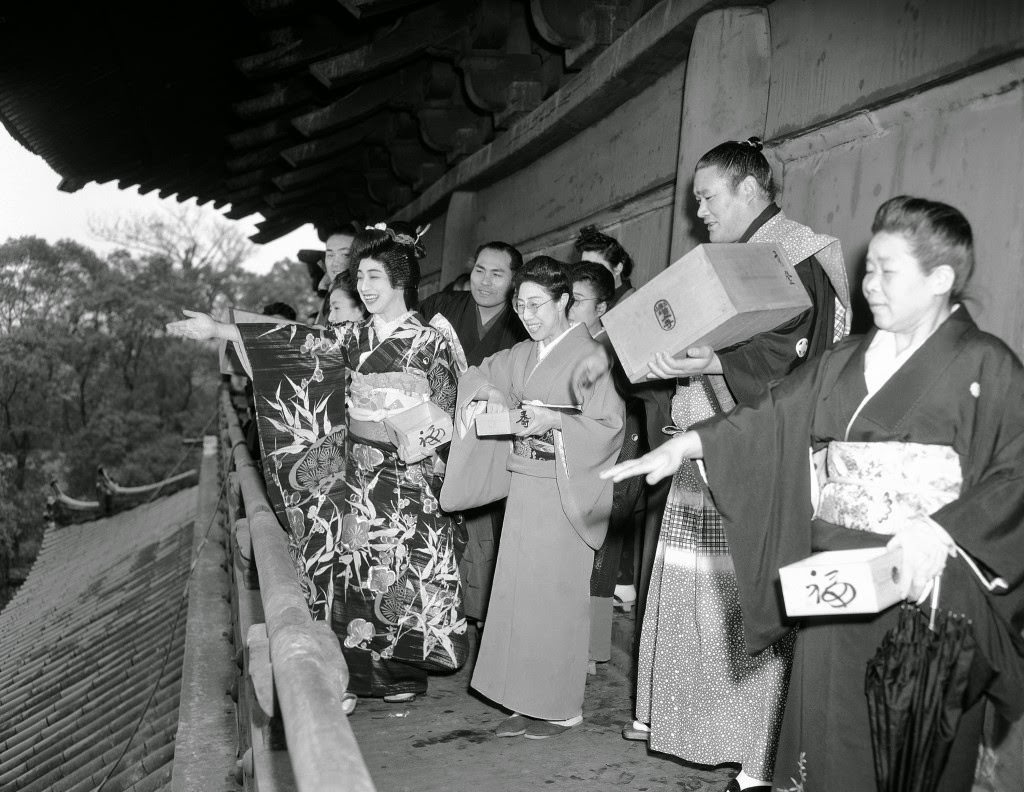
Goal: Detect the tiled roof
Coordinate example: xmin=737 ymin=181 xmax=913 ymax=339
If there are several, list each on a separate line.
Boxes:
xmin=0 ymin=488 xmax=197 ymax=792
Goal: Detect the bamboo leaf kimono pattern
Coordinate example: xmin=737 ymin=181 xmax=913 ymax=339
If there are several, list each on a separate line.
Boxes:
xmin=237 ymin=314 xmax=468 ymax=695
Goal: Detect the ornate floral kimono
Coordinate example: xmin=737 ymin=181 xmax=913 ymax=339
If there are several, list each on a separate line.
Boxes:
xmin=236 ymin=312 xmax=468 ymax=697
xmin=441 ymin=324 xmax=624 ymax=720
xmin=697 ymin=307 xmax=1024 ymax=790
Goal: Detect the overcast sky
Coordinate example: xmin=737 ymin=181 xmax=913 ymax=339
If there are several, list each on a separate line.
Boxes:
xmin=0 ymin=125 xmax=322 ymax=273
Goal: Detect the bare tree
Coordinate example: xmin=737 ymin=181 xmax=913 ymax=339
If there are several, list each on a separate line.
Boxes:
xmin=89 ymin=202 xmax=254 ymax=272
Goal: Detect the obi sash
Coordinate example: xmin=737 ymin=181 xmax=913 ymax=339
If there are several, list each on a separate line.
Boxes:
xmin=813 ymin=441 xmax=962 ymax=535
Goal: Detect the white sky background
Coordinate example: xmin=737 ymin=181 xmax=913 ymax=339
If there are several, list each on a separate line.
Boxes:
xmin=0 ymin=125 xmax=322 ymax=274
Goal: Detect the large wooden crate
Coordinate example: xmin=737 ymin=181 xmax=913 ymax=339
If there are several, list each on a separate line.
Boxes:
xmin=601 ymin=243 xmax=812 ymax=383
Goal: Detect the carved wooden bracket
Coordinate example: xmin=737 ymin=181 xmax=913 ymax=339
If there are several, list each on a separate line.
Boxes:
xmin=530 ymin=0 xmax=645 ymax=70
xmin=309 ymin=0 xmax=475 ymax=89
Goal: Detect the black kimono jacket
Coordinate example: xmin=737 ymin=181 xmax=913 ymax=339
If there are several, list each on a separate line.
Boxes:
xmin=419 ymin=290 xmax=527 ymax=368
xmin=697 ymin=307 xmax=1024 ymax=718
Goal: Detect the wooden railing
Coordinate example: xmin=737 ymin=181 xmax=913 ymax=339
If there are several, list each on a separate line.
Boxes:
xmin=221 ymin=388 xmax=376 ymax=792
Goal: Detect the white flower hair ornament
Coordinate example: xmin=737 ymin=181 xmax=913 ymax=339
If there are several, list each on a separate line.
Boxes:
xmin=364 ymin=222 xmax=431 ymax=258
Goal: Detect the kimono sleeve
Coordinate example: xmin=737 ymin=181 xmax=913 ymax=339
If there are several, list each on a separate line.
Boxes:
xmin=556 ymin=367 xmax=625 ymax=549
xmin=932 ymin=344 xmax=1024 ymax=588
xmin=696 ymin=353 xmax=830 ymax=652
xmin=439 ymin=344 xmax=523 ymax=512
xmin=929 ymin=340 xmax=1024 ymax=718
xmin=424 ymin=327 xmax=461 ymax=420
xmin=718 ymin=255 xmax=836 ymax=405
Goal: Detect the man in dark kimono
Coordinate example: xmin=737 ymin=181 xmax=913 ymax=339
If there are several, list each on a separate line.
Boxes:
xmin=420 ymin=241 xmax=526 ymax=368
xmin=601 ymin=139 xmax=849 ymax=792
xmin=420 ymin=241 xmax=527 ymax=622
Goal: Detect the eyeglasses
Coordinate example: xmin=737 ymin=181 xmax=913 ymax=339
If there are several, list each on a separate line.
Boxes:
xmin=571 ymin=294 xmax=598 ymax=304
xmin=513 ymin=297 xmax=553 ymax=315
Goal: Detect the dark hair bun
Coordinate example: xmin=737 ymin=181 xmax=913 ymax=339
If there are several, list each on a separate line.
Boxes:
xmin=741 ymin=136 xmax=764 ymax=151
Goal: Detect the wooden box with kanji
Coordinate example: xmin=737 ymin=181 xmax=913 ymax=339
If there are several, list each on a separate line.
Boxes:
xmin=473 ymin=408 xmax=532 ymax=437
xmin=383 ymin=401 xmax=453 ymax=456
xmin=600 ymin=243 xmax=812 ymax=383
xmin=779 ymin=547 xmax=903 ymax=617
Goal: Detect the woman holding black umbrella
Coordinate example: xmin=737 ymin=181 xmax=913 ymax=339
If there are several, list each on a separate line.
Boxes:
xmin=602 ymin=196 xmax=1024 ymax=791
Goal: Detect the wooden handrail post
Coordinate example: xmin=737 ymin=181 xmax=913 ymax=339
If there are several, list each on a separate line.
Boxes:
xmin=221 ymin=389 xmax=375 ymax=792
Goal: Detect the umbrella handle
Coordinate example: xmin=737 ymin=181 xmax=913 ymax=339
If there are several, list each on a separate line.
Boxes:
xmin=953 ymin=544 xmax=1008 ymax=592
xmin=928 ymin=574 xmax=941 ymax=631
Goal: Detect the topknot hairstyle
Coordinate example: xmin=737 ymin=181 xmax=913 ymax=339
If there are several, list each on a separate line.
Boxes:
xmin=574 ymin=225 xmax=634 ymax=280
xmin=871 ymin=196 xmax=975 ymax=301
xmin=695 ymin=136 xmax=777 ymax=201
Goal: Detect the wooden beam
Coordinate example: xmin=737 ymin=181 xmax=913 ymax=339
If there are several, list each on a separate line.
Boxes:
xmin=263 ymin=184 xmax=348 ymax=209
xmin=224 ymin=199 xmax=265 ymax=220
xmin=226 ymin=119 xmax=294 ymax=150
xmin=250 ymin=214 xmax=306 ymax=243
xmin=225 ymin=170 xmax=272 ymax=192
xmin=272 ymin=158 xmax=356 ymax=191
xmin=336 ymin=0 xmax=429 ymax=18
xmin=235 ymin=25 xmax=355 ymax=80
xmin=291 ymin=70 xmax=413 ymax=137
xmin=309 ymin=0 xmax=475 ymax=89
xmin=227 ymin=144 xmax=290 ymax=174
xmin=221 ymin=185 xmax=266 ymax=206
xmin=394 ymin=0 xmax=741 ymax=223
xmin=241 ymin=0 xmax=305 ymax=17
xmin=280 ymin=119 xmax=377 ymax=167
xmin=232 ymin=80 xmax=317 ymax=121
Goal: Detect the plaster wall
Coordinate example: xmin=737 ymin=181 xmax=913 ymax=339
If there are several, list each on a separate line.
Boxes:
xmin=761 ymin=0 xmax=1024 ymax=350
xmin=765 ymin=0 xmax=1024 ymax=139
xmin=467 ymin=63 xmax=686 ymax=286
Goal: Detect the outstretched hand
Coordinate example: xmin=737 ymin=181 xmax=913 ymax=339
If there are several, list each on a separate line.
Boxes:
xmin=601 ymin=446 xmax=682 ymax=485
xmin=166 ymin=309 xmax=219 ymax=341
xmin=601 ymin=429 xmax=704 ymax=485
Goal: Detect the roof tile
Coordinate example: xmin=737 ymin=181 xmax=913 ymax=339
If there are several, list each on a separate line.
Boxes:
xmin=0 ymin=489 xmax=197 ymax=792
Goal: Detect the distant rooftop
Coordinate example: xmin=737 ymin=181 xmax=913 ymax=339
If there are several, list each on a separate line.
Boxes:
xmin=0 ymin=488 xmax=197 ymax=792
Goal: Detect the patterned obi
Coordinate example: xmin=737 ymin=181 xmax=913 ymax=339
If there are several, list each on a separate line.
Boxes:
xmin=348 ymin=369 xmax=430 ymax=423
xmin=813 ymin=441 xmax=962 ymax=535
xmin=512 ymin=430 xmax=556 ymax=462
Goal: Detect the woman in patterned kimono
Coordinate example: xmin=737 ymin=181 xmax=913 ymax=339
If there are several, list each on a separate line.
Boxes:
xmin=168 ymin=224 xmax=468 ymax=702
xmin=604 ymin=196 xmax=1024 ymax=791
xmin=441 ymin=256 xmax=624 ymax=739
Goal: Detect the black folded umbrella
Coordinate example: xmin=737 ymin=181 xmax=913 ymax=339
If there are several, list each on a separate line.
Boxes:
xmin=865 ymin=602 xmax=976 ymax=792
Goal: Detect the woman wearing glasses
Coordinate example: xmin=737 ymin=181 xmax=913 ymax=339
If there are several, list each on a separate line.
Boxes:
xmin=441 ymin=255 xmax=625 ymax=739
